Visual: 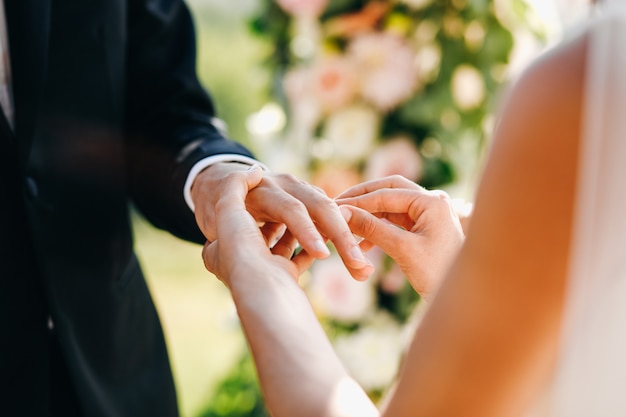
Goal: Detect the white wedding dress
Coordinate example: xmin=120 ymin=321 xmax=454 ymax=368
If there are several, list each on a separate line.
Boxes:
xmin=534 ymin=1 xmax=626 ymax=415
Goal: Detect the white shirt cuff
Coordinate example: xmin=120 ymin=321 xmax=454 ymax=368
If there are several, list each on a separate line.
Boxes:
xmin=183 ymin=154 xmax=268 ymax=212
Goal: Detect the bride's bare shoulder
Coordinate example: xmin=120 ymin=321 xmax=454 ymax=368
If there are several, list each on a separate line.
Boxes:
xmin=502 ymin=31 xmax=588 ymax=135
xmin=485 ymin=31 xmax=588 ymax=179
xmin=468 ymin=30 xmax=589 ymax=293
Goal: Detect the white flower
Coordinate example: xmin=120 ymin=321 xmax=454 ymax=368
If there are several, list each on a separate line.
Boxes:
xmin=451 ymin=64 xmax=485 ymax=111
xmin=464 ymin=20 xmax=486 ymax=51
xmin=308 ymin=253 xmax=375 ymax=322
xmin=415 ymin=43 xmax=441 ymax=83
xmin=348 ymin=32 xmax=419 ymax=111
xmin=322 ymin=104 xmax=379 ymax=164
xmin=276 ymin=0 xmax=329 ymax=17
xmin=245 ymin=102 xmax=286 ymax=138
xmin=364 ymin=136 xmax=422 ymax=182
xmin=333 ymin=313 xmax=405 ymax=391
xmin=413 ymin=19 xmax=439 ymax=45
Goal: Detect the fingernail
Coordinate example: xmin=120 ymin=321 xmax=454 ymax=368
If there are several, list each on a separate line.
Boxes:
xmin=314 ymin=239 xmax=331 ymax=256
xmin=246 ymin=164 xmax=261 ymax=172
xmin=350 ymin=246 xmax=371 ymax=266
xmin=339 ymin=206 xmax=352 ymax=222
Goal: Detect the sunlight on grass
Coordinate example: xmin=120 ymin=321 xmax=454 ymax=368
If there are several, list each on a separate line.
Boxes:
xmin=132 ymin=214 xmax=246 ymax=417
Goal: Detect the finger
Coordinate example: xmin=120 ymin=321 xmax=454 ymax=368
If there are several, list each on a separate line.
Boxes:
xmin=339 ymin=205 xmax=411 ymax=259
xmin=358 ymin=239 xmax=376 ymax=253
xmin=335 ymin=175 xmax=422 ymax=199
xmin=192 ymin=163 xmax=266 ymax=243
xmin=363 ymin=211 xmax=417 ymax=232
xmin=290 ymin=249 xmax=316 ymax=275
xmin=247 ymin=184 xmax=331 ymax=259
xmin=288 ymin=190 xmax=375 ymax=281
xmin=271 ymin=229 xmax=299 ymax=259
xmin=247 ymin=173 xmax=373 ymax=280
xmin=202 ymin=240 xmax=222 ymax=280
xmin=261 ymin=222 xmax=287 ymax=247
xmin=337 ymin=188 xmax=429 ymax=218
xmin=212 ymin=167 xmax=268 ymax=255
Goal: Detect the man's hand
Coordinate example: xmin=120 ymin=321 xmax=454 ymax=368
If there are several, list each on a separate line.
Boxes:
xmin=191 ymin=162 xmax=374 ymax=280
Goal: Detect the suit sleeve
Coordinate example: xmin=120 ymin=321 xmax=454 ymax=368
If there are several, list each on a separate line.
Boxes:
xmin=124 ymin=0 xmax=253 ymax=243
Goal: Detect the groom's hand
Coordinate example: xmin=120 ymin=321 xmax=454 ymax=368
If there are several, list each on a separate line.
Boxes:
xmin=191 ymin=162 xmax=374 ymax=281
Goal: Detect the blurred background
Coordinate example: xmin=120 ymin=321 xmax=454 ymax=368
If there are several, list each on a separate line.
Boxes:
xmin=133 ymin=1 xmax=591 ymax=416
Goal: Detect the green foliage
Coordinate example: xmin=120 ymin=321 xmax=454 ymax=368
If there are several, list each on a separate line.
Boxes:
xmin=199 ymin=354 xmax=268 ymax=417
xmin=249 ymin=0 xmax=515 ymax=188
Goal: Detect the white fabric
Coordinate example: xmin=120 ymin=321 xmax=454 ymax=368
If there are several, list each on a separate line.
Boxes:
xmin=0 ymin=0 xmax=14 ymax=129
xmin=540 ymin=1 xmax=626 ymax=415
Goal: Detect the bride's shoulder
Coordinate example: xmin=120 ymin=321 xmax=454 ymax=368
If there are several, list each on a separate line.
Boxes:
xmin=489 ymin=31 xmax=587 ymax=164
xmin=510 ymin=32 xmax=587 ymax=115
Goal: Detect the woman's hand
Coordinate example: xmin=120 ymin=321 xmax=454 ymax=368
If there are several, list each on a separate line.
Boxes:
xmin=335 ymin=175 xmax=465 ymax=301
xmin=201 ymin=165 xmax=316 ymax=289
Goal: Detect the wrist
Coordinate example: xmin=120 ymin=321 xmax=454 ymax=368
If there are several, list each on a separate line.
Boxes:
xmin=184 ymin=156 xmax=267 ymax=212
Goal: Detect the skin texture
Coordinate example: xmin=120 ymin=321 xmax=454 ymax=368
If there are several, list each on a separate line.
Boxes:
xmin=191 ymin=162 xmax=375 ymax=281
xmin=335 ymin=176 xmax=465 ymax=301
xmin=202 ymin=167 xmax=379 ymax=417
xmin=202 ymin=27 xmax=586 ymax=417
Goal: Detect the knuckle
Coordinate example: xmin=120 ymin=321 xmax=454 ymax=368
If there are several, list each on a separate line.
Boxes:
xmin=338 ymin=228 xmax=356 ymax=242
xmin=282 ymin=197 xmax=307 ymax=213
xmin=432 ymin=189 xmax=451 ymax=201
xmin=275 ymin=172 xmax=299 ymax=184
xmin=426 ymin=190 xmax=455 ymax=217
xmin=225 ymin=170 xmax=247 ymax=182
xmin=319 ymin=196 xmax=339 ymax=210
xmin=362 ymin=215 xmax=379 ymax=237
xmin=350 ymin=211 xmax=377 ymax=237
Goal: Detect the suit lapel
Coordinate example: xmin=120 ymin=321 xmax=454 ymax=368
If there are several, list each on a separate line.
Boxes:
xmin=4 ymin=0 xmax=51 ymax=152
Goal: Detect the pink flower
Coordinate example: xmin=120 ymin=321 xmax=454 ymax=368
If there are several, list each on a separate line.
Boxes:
xmin=276 ymin=0 xmax=329 ymax=17
xmin=380 ymin=263 xmax=406 ymax=294
xmin=283 ymin=66 xmax=321 ymax=131
xmin=348 ymin=32 xmax=419 ymax=111
xmin=308 ymin=254 xmax=375 ymax=322
xmin=364 ymin=136 xmax=423 ymax=181
xmin=311 ymin=164 xmax=362 ymax=198
xmin=311 ymin=57 xmax=358 ymax=112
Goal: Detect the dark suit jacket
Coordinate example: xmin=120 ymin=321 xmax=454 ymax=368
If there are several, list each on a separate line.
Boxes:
xmin=0 ymin=0 xmax=254 ymax=416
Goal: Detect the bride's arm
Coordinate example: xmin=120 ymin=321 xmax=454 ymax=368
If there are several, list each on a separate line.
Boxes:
xmin=202 ymin=167 xmax=379 ymax=417
xmin=227 ymin=263 xmax=379 ymax=417
xmin=378 ymin=33 xmax=587 ymax=416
